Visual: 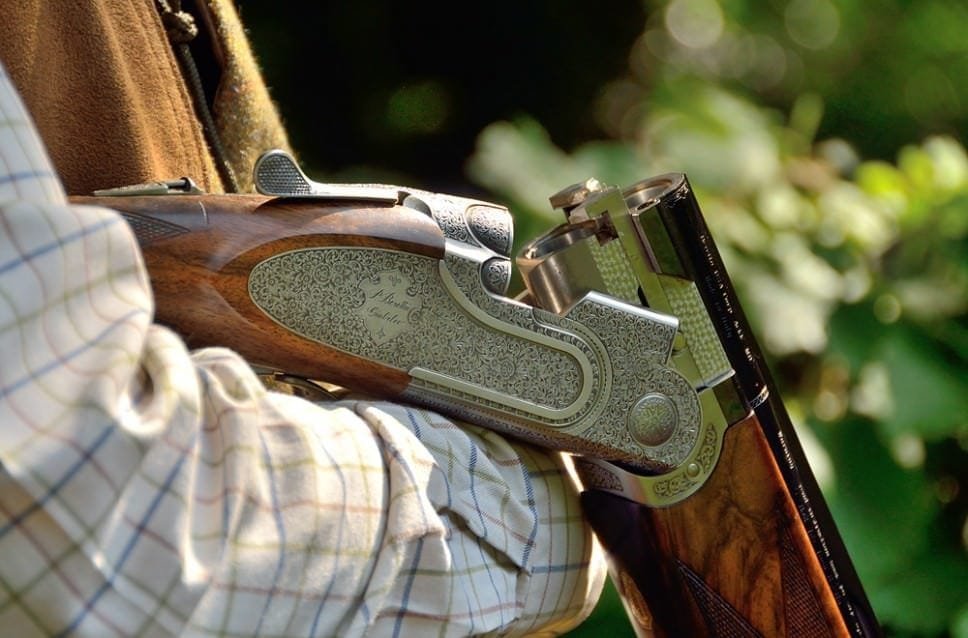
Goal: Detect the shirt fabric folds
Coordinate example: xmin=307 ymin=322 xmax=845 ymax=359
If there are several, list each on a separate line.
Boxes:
xmin=0 ymin=65 xmax=606 ymax=637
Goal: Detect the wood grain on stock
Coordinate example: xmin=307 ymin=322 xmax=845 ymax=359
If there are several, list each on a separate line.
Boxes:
xmin=72 ymin=194 xmax=446 ymax=396
xmin=583 ymin=412 xmax=849 ymax=637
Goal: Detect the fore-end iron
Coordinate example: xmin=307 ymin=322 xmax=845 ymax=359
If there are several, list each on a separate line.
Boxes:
xmin=75 ymin=150 xmax=880 ymax=636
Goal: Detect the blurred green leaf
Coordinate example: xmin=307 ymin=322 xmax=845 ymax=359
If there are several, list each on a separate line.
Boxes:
xmin=466 ymin=2 xmax=968 ymax=634
xmin=465 ymin=117 xmax=578 ymax=220
xmin=876 ymin=329 xmax=968 ymax=441
xmin=566 ymin=578 xmax=635 ymax=638
xmin=821 ymin=417 xmax=938 ymax=582
xmin=869 ymin=549 xmax=968 ymax=636
xmin=953 ymin=605 xmax=968 ymax=638
xmin=855 ymin=161 xmax=910 ymax=219
xmin=898 ymin=145 xmax=940 ymax=195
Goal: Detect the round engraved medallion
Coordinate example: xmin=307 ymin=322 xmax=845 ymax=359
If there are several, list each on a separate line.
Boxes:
xmin=627 ymin=393 xmax=678 ymax=446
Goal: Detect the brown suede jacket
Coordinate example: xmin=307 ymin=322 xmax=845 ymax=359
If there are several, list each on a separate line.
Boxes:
xmin=0 ymin=0 xmax=292 ymax=195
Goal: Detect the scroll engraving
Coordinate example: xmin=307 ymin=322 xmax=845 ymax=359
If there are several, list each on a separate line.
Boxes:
xmin=247 ymin=247 xmax=589 ymax=414
xmin=247 ymin=246 xmax=699 ymax=471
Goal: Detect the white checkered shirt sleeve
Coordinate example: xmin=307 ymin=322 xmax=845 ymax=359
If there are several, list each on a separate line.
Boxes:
xmin=0 ymin=63 xmax=606 ymax=637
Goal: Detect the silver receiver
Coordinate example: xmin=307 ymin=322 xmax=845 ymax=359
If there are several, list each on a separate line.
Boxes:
xmin=246 ymin=151 xmax=740 ymax=504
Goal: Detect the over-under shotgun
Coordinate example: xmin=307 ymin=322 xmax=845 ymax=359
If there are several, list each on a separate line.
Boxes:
xmin=73 ymin=151 xmax=881 ymax=636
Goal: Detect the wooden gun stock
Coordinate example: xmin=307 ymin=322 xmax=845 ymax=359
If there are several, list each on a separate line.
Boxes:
xmin=73 ymin=177 xmax=880 ymax=636
xmin=72 ymin=194 xmax=443 ymax=397
xmin=582 ymin=408 xmax=878 ymax=637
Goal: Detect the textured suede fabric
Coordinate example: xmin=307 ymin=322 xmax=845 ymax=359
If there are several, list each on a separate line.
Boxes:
xmin=0 ymin=0 xmax=291 ymax=195
xmin=204 ymin=0 xmax=292 ymax=193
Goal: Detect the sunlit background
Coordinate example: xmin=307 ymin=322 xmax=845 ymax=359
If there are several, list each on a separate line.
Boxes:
xmin=239 ymin=1 xmax=968 ymax=635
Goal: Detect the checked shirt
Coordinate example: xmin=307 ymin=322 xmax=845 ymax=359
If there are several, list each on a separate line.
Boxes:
xmin=0 ymin=64 xmax=605 ymax=637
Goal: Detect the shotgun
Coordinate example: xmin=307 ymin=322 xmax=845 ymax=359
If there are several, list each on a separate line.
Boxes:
xmin=73 ymin=150 xmax=881 ymax=637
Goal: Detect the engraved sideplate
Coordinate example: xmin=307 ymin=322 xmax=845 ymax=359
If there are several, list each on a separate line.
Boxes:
xmin=246 ymin=245 xmax=701 ymax=472
xmin=247 ymin=247 xmax=587 ymax=415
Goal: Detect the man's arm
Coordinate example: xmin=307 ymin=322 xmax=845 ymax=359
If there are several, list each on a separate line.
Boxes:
xmin=0 ymin=64 xmax=605 ymax=637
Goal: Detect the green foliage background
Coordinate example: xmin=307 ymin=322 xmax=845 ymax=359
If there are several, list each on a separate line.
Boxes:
xmin=465 ymin=2 xmax=968 ymax=635
xmin=245 ymin=0 xmax=967 ymax=635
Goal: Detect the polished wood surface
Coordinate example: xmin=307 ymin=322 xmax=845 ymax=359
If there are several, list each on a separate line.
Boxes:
xmin=582 ymin=412 xmax=851 ymax=637
xmin=73 ymin=194 xmax=447 ymax=396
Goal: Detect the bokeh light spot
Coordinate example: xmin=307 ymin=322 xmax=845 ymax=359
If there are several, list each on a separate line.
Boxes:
xmin=785 ymin=0 xmax=840 ymax=50
xmin=874 ymin=293 xmax=902 ymax=324
xmin=905 ymin=66 xmax=961 ymax=123
xmin=665 ymin=0 xmax=724 ymax=49
xmin=386 ymin=80 xmax=452 ymax=136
